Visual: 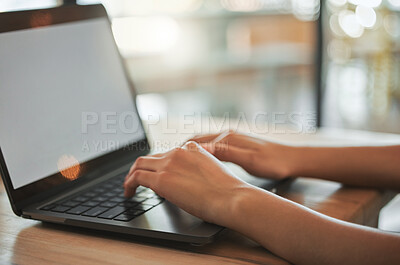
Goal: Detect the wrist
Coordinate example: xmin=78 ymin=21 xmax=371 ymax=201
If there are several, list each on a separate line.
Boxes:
xmin=267 ymin=144 xmax=306 ymax=178
xmin=283 ymin=145 xmax=304 ymax=177
xmin=218 ymin=185 xmax=263 ymax=230
xmin=284 ymin=145 xmax=319 ymax=177
xmin=221 ymin=184 xmax=281 ymax=248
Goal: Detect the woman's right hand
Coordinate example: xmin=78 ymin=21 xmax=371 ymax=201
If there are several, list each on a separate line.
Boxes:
xmin=190 ymin=131 xmax=299 ymax=180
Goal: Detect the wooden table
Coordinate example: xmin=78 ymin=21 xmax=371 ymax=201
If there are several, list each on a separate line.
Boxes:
xmin=1 ymin=122 xmax=399 ymax=265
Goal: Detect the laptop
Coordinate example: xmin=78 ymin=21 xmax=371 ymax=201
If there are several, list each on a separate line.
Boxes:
xmin=0 ymin=4 xmax=281 ymax=245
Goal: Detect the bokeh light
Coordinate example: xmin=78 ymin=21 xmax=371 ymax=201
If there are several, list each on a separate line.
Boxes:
xmin=220 ymin=0 xmax=263 ymax=12
xmin=339 ymin=10 xmax=364 ymax=38
xmin=388 ymin=0 xmax=400 ymax=9
xmin=384 ymin=14 xmax=399 ymax=37
xmin=57 ymin=155 xmax=81 ymax=181
xmin=292 ymin=0 xmax=320 ymax=21
xmin=328 ymin=0 xmax=347 ymax=7
xmin=348 ymin=0 xmax=382 ymax=8
xmin=355 ymin=5 xmax=376 ymax=28
xmin=328 ymin=39 xmax=351 ymax=62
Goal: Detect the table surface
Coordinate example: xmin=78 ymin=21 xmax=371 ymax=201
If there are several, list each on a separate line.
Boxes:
xmin=1 ymin=123 xmax=400 ymax=265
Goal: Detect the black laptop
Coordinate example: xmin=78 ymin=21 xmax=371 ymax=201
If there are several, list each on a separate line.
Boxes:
xmin=0 ymin=4 xmax=280 ymax=245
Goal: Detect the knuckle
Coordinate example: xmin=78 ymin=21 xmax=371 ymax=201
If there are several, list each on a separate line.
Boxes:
xmin=132 ymin=170 xmax=142 ymax=179
xmin=171 ymin=147 xmax=184 ymax=157
xmin=130 ymin=163 xmax=136 ymax=170
xmin=135 ymin=156 xmax=145 ymax=165
xmin=185 ymin=141 xmax=197 ymax=147
xmin=183 ymin=141 xmax=199 ymax=152
xmin=128 ymin=163 xmax=136 ymax=174
xmin=171 ymin=147 xmax=180 ymax=154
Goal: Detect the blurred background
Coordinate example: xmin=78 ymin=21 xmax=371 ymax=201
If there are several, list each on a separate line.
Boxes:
xmin=0 ymin=0 xmax=319 ymax=132
xmin=1 ymin=0 xmax=400 ymax=232
xmin=2 ymin=0 xmax=400 ymax=133
xmin=321 ymin=0 xmax=400 ymax=133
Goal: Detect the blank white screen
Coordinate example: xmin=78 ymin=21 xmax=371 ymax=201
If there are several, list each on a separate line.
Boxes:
xmin=0 ymin=18 xmax=145 ymax=189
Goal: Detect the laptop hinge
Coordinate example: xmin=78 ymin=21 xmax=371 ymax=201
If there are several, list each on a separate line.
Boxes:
xmin=21 ymin=214 xmax=31 ymax=219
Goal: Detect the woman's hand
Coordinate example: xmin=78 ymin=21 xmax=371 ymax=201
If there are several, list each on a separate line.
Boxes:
xmin=190 ymin=131 xmax=298 ymax=180
xmin=124 ymin=137 xmax=400 ymax=265
xmin=123 ymin=141 xmax=253 ymax=226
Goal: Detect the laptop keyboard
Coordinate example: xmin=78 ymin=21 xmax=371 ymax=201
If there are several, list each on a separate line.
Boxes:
xmin=39 ymin=173 xmax=164 ymax=222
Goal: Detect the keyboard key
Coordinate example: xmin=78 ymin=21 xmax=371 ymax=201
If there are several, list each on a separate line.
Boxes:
xmin=113 ymin=180 xmax=124 ymax=186
xmin=101 ymin=183 xmax=114 ymax=189
xmin=133 ymin=204 xmax=153 ymax=211
xmin=126 ymin=197 xmax=146 ymax=203
xmin=115 ymin=174 xmax=126 ymax=180
xmin=100 ymin=202 xmax=118 ymax=208
xmin=109 ymin=197 xmax=125 ymax=203
xmin=72 ymin=196 xmax=89 ymax=202
xmin=51 ymin=206 xmax=71 ymax=213
xmin=81 ymin=201 xmax=100 ymax=207
xmin=103 ymin=192 xmax=117 ymax=197
xmin=82 ymin=192 xmax=97 ymax=197
xmin=40 ymin=204 xmax=56 ymax=211
xmin=66 ymin=206 xmax=91 ymax=215
xmin=98 ymin=206 xmax=126 ymax=219
xmin=92 ymin=196 xmax=108 ymax=202
xmin=142 ymin=198 xmax=163 ymax=206
xmin=94 ymin=188 xmax=106 ymax=193
xmin=62 ymin=201 xmax=81 ymax=207
xmin=114 ymin=213 xmax=136 ymax=222
xmin=82 ymin=206 xmax=109 ymax=217
xmin=136 ymin=186 xmax=146 ymax=193
xmin=111 ymin=179 xmax=123 ymax=185
xmin=112 ymin=187 xmax=124 ymax=193
xmin=126 ymin=209 xmax=145 ymax=216
xmin=137 ymin=192 xmax=156 ymax=199
xmin=119 ymin=201 xmax=139 ymax=208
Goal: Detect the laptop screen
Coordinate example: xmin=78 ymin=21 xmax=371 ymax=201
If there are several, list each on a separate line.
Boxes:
xmin=0 ymin=17 xmax=145 ymax=189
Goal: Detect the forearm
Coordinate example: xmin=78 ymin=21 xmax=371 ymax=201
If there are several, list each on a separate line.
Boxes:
xmin=287 ymin=145 xmax=400 ymax=190
xmin=223 ymin=186 xmax=400 ymax=265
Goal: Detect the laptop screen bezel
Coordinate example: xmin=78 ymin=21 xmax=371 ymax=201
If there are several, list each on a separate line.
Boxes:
xmin=0 ymin=4 xmax=150 ymax=215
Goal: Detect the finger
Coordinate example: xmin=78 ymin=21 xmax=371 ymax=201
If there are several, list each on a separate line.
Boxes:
xmin=124 ymin=170 xmax=159 ymax=197
xmin=213 ymin=133 xmax=261 ymax=150
xmin=199 ymin=143 xmax=215 ymax=153
xmin=188 ymin=133 xmax=223 ymax=143
xmin=150 ymin=153 xmax=164 ymax=157
xmin=126 ymin=156 xmax=163 ymax=180
xmin=182 ymin=141 xmax=200 ymax=151
xmin=201 ymin=142 xmax=253 ymax=167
